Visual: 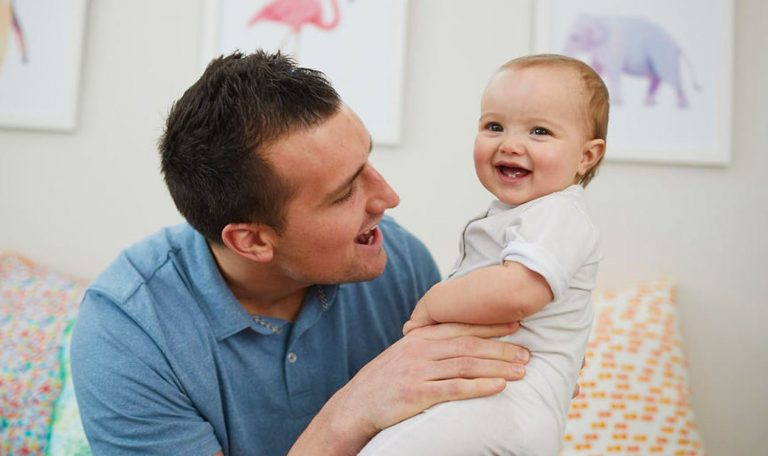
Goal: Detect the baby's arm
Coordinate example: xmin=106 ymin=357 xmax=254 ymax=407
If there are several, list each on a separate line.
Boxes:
xmin=403 ymin=261 xmax=553 ymax=334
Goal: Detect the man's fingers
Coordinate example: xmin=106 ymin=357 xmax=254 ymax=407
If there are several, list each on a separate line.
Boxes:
xmin=338 ymin=322 xmax=530 ymax=434
xmin=429 ymin=335 xmax=530 ymax=365
xmin=411 ymin=321 xmax=519 ymax=340
xmin=433 ymin=357 xmax=525 ymax=381
xmin=426 ymin=378 xmax=507 ymax=404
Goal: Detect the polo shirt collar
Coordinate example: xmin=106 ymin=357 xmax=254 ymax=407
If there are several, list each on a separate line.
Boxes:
xmin=291 ymin=284 xmax=338 ymax=341
xmin=182 ymin=227 xmax=339 ymax=340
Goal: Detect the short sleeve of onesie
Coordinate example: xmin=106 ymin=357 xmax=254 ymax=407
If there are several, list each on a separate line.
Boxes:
xmin=499 ymin=193 xmax=599 ymax=301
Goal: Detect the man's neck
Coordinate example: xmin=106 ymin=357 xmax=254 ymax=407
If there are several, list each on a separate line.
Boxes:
xmin=209 ymin=243 xmax=308 ymax=322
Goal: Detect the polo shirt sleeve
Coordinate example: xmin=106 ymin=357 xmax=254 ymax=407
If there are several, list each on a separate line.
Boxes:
xmin=499 ymin=195 xmax=599 ymax=301
xmin=71 ymin=290 xmax=222 ymax=456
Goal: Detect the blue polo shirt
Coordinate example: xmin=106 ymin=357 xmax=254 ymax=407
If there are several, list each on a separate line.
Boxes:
xmin=71 ymin=217 xmax=440 ymax=456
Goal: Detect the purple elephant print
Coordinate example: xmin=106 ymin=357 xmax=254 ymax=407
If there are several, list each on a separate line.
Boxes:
xmin=564 ymin=14 xmax=700 ymax=108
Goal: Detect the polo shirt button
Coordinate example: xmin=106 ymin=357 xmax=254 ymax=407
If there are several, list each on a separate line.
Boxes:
xmin=287 ymin=352 xmax=298 ymax=363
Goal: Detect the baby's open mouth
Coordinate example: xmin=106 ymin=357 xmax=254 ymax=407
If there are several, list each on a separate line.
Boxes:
xmin=497 ymin=165 xmax=530 ymax=178
xmin=355 ymin=226 xmax=378 ymax=245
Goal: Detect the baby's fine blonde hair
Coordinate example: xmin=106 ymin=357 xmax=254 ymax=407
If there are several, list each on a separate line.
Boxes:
xmin=500 ymin=54 xmax=609 ymax=187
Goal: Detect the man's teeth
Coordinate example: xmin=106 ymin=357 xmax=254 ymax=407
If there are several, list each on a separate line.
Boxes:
xmin=357 ymin=228 xmax=376 ymax=245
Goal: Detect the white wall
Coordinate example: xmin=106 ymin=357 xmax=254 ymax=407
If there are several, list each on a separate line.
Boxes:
xmin=1 ymin=1 xmax=766 ymax=454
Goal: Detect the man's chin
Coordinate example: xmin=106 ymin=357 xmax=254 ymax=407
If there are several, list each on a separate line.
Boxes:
xmin=345 ymin=254 xmax=389 ymax=284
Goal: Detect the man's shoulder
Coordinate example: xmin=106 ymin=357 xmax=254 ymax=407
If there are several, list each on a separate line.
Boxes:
xmin=379 ymin=215 xmax=407 ymax=235
xmin=378 ymin=216 xmax=440 ymax=286
xmin=75 ymin=223 xmax=211 ymax=356
xmin=380 ymin=216 xmax=432 ymax=261
xmin=88 ymin=223 xmax=198 ymax=303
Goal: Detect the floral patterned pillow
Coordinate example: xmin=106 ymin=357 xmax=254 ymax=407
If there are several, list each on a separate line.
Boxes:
xmin=0 ymin=252 xmax=85 ymax=456
xmin=47 ymin=320 xmax=91 ymax=456
xmin=562 ymin=280 xmax=704 ymax=455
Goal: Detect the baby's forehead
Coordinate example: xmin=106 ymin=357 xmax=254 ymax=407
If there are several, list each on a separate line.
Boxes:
xmin=501 ymin=63 xmax=584 ymax=87
xmin=493 ymin=55 xmax=608 ymax=140
xmin=498 ymin=65 xmax=590 ymax=104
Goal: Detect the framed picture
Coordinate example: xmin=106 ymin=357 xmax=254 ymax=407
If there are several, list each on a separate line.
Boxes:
xmin=533 ymin=0 xmax=733 ymax=166
xmin=202 ymin=0 xmax=408 ymax=145
xmin=0 ymin=0 xmax=88 ymax=132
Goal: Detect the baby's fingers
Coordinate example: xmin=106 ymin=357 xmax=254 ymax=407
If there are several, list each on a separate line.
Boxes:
xmin=402 ymin=319 xmax=430 ymax=335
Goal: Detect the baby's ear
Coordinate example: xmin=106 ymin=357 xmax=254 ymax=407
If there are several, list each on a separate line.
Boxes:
xmin=578 ymin=139 xmax=606 ymax=176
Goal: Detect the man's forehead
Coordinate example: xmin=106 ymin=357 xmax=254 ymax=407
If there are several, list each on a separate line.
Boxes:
xmin=265 ymin=108 xmax=371 ymax=191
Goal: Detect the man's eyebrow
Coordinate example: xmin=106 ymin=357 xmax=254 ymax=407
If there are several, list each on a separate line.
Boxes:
xmin=325 ymin=137 xmax=373 ymax=202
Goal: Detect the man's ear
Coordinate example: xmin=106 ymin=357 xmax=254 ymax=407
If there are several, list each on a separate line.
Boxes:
xmin=220 ymin=223 xmax=277 ymax=263
xmin=578 ymin=138 xmax=606 ymax=177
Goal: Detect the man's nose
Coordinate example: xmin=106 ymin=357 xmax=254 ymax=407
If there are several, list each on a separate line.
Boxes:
xmin=365 ymin=165 xmax=400 ymax=214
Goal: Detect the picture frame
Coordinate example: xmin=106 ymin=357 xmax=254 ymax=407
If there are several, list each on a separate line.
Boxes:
xmin=533 ymin=0 xmax=733 ymax=166
xmin=0 ymin=0 xmax=88 ymax=132
xmin=201 ymin=0 xmax=409 ymax=145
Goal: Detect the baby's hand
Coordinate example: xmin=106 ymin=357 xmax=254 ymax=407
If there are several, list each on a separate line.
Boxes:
xmin=402 ymin=299 xmax=437 ymax=335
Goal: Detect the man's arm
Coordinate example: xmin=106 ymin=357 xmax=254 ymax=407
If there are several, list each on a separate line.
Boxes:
xmin=404 ymin=261 xmax=553 ymax=333
xmin=288 ymin=321 xmax=529 ymax=455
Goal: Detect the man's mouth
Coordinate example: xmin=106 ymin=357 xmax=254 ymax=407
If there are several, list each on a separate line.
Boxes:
xmin=497 ymin=165 xmax=530 ymax=179
xmin=355 ymin=226 xmax=378 ymax=245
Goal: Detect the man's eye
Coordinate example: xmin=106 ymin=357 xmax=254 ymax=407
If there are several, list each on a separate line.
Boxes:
xmin=485 ymin=122 xmax=503 ymax=132
xmin=531 ymin=127 xmax=550 ymax=136
xmin=334 ymin=184 xmax=355 ymax=204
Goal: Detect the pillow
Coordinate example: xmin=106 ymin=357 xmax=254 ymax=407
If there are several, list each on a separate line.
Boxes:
xmin=0 ymin=252 xmax=85 ymax=456
xmin=47 ymin=320 xmax=91 ymax=456
xmin=562 ymin=280 xmax=704 ymax=455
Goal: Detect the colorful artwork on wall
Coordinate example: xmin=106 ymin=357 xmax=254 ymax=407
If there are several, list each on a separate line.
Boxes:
xmin=0 ymin=0 xmax=87 ymax=131
xmin=203 ymin=0 xmax=408 ymax=145
xmin=535 ymin=0 xmax=733 ymax=166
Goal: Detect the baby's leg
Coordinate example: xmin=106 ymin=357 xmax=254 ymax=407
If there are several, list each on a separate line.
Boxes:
xmin=358 ymin=384 xmax=559 ymax=456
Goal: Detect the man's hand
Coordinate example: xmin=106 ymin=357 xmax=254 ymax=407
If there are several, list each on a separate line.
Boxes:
xmin=291 ymin=322 xmax=529 ymax=455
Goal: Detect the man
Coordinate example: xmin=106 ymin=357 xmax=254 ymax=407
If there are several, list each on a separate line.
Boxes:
xmin=71 ymin=51 xmax=529 ymax=455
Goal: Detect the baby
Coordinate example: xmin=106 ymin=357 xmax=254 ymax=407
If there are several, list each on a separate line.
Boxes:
xmin=360 ymin=54 xmax=609 ymax=455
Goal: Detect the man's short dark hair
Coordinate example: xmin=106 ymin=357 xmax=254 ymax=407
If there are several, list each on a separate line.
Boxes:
xmin=159 ymin=50 xmax=341 ymax=242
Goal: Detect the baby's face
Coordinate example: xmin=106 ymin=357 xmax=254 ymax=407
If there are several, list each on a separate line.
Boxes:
xmin=473 ymin=66 xmax=594 ymax=206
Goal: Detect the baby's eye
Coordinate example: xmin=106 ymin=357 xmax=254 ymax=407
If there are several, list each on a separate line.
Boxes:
xmin=530 ymin=126 xmax=550 ymax=136
xmin=485 ymin=122 xmax=503 ymax=132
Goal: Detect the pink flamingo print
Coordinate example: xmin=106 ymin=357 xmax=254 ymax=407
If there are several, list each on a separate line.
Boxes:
xmin=247 ymin=0 xmax=342 ymax=55
xmin=0 ymin=0 xmax=28 ymax=71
